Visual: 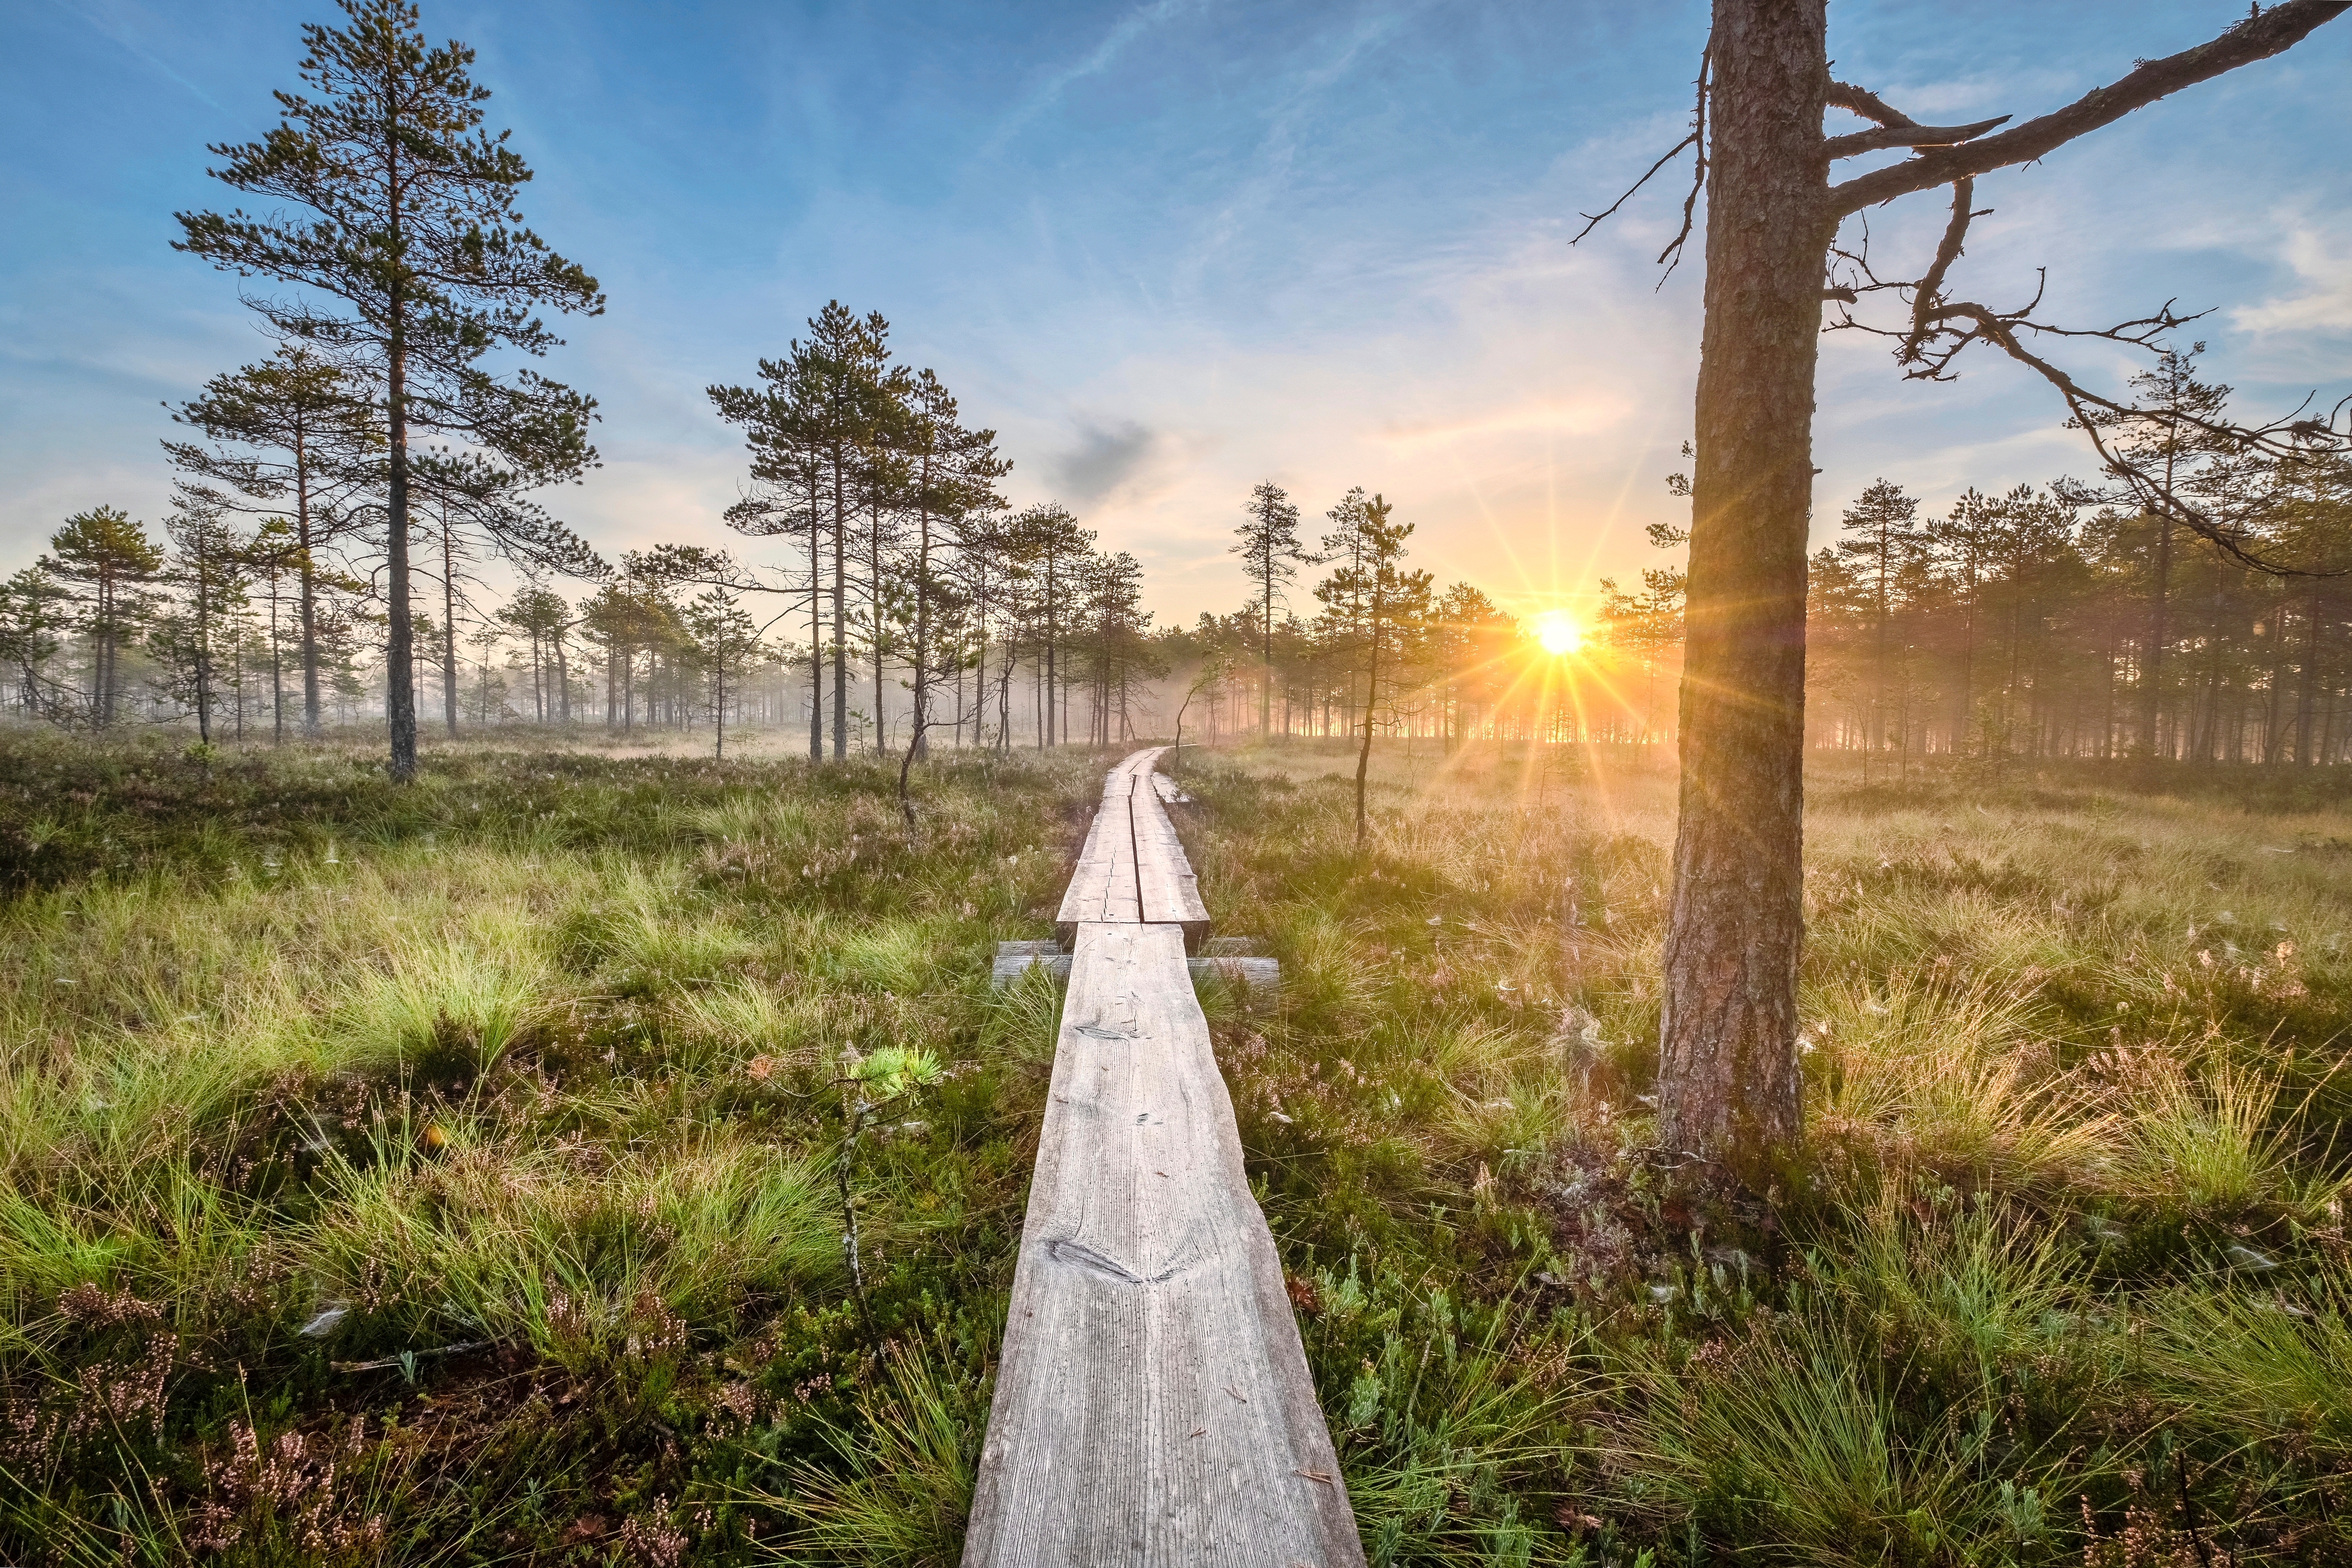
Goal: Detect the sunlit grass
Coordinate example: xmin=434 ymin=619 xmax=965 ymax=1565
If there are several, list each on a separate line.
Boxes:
xmin=7 ymin=725 xmax=2352 ymax=1565
xmin=1175 ymin=735 xmax=2352 ymax=1565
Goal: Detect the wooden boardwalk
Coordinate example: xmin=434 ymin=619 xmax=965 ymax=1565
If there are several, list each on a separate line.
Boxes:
xmin=1055 ymin=748 xmax=1211 ymax=951
xmin=965 ymin=748 xmax=1364 ymax=1568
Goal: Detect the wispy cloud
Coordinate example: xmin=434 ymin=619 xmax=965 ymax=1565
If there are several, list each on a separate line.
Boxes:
xmin=59 ymin=0 xmax=220 ymax=110
xmin=1379 ymin=396 xmax=1632 ymax=450
xmin=2233 ymin=221 xmax=2352 ymax=335
xmin=985 ymin=0 xmax=1200 ymax=155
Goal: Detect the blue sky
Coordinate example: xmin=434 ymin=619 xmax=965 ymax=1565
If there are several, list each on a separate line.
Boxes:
xmin=3 ymin=0 xmax=2346 ymax=626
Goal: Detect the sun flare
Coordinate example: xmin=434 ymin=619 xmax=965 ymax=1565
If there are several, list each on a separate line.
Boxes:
xmin=1532 ymin=609 xmax=1583 ymax=656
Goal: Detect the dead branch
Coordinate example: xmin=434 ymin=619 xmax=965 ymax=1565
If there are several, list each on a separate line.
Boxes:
xmin=1572 ymin=32 xmax=1712 ymax=280
xmin=1900 ymin=179 xmax=1977 ymax=363
xmin=1913 ymin=299 xmax=2333 ymax=573
xmin=1570 ymin=132 xmax=1695 ymax=245
xmin=1823 ymin=116 xmax=2009 ymax=160
xmin=1831 ymin=0 xmax=2351 ymax=217
xmin=1658 ymin=36 xmax=1712 ymax=278
xmin=1823 ymin=79 xmax=1916 ymax=128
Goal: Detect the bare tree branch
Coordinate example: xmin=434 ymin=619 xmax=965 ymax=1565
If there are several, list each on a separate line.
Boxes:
xmin=1570 ymin=132 xmax=1696 ymax=245
xmin=1823 ymin=116 xmax=2009 ymax=160
xmin=1910 ymin=300 xmax=2337 ymax=573
xmin=1658 ymin=35 xmax=1712 ymax=279
xmin=1572 ymin=32 xmax=1712 ymax=280
xmin=1830 ymin=0 xmax=2351 ymax=217
xmin=1823 ymin=79 xmax=1917 ymax=128
xmin=1900 ymin=178 xmax=1977 ymax=364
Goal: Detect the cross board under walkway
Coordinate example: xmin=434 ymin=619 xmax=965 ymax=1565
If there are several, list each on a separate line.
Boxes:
xmin=961 ymin=747 xmax=1367 ymax=1568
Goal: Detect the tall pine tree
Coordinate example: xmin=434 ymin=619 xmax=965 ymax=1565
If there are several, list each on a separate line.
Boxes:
xmin=175 ymin=0 xmax=602 ymax=780
xmin=1232 ymin=481 xmax=1308 ymax=737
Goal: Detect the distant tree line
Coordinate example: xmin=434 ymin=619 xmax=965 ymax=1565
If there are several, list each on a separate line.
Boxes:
xmin=1809 ymin=351 xmax=2352 ymax=769
xmin=1174 ymin=349 xmax=2352 ymax=775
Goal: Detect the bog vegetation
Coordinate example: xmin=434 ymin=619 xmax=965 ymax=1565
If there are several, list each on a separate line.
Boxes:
xmin=2 ymin=727 xmax=2349 ymax=1565
xmin=5 ymin=1 xmax=2352 ymax=1562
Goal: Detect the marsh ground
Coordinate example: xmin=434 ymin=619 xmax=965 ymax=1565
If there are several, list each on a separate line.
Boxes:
xmin=2 ymin=727 xmax=2347 ymax=1564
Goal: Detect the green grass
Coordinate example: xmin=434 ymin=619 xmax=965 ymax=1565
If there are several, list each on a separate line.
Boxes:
xmin=2 ymin=724 xmax=2349 ymax=1564
xmin=1171 ymin=738 xmax=2352 ymax=1566
xmin=0 ymin=726 xmax=1085 ymax=1564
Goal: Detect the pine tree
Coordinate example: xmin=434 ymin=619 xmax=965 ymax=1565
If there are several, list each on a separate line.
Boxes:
xmin=1015 ymin=503 xmax=1094 ymax=748
xmin=495 ymin=586 xmax=574 ymax=721
xmin=1832 ymin=480 xmax=1922 ymax=780
xmin=1317 ymin=493 xmax=1432 ymax=844
xmin=1232 ymin=482 xmax=1308 ymax=737
xmin=1317 ymin=487 xmax=1372 ymax=736
xmin=152 ymin=489 xmax=252 ymax=744
xmin=708 ymin=305 xmax=897 ymax=760
xmin=0 ymin=570 xmax=74 ymax=723
xmin=900 ymin=369 xmax=1008 ymax=761
xmin=1578 ymin=0 xmax=2346 ymax=1183
xmin=711 ymin=346 xmax=831 ymax=761
xmin=683 ymin=587 xmax=760 ymax=760
xmin=165 ymin=342 xmax=376 ymax=735
xmin=175 ymin=0 xmax=602 ymax=781
xmin=39 ymin=507 xmax=165 ymax=730
xmin=2072 ymin=347 xmax=2237 ymax=756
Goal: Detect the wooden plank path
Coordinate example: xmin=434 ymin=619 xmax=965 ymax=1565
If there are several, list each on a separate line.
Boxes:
xmin=1057 ymin=748 xmax=1211 ymax=951
xmin=965 ymin=747 xmax=1365 ymax=1568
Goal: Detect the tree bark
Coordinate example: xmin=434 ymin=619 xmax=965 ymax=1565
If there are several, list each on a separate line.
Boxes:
xmin=1354 ymin=617 xmax=1378 ymax=847
xmin=442 ymin=504 xmax=460 ymax=737
xmin=386 ymin=325 xmax=416 ymax=781
xmin=1654 ymin=0 xmax=1822 ymax=1188
xmin=295 ymin=420 xmax=322 ymax=736
xmin=808 ymin=479 xmax=826 ymax=763
xmin=832 ymin=456 xmax=849 ymax=760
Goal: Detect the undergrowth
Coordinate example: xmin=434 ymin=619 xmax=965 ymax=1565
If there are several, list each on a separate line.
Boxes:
xmin=0 ymin=727 xmax=1084 ymax=1564
xmin=2 ymin=725 xmax=2348 ymax=1564
xmin=1174 ymin=738 xmax=2352 ymax=1566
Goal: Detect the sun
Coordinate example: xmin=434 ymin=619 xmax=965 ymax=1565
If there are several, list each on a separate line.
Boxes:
xmin=1532 ymin=609 xmax=1583 ymax=656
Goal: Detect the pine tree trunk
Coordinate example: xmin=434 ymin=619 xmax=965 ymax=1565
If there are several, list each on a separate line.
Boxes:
xmin=1355 ymin=604 xmax=1381 ymax=845
xmin=2142 ymin=511 xmax=2171 ymax=755
xmin=296 ymin=426 xmax=323 ymax=736
xmin=1654 ymin=0 xmax=1822 ymax=1186
xmin=808 ymin=494 xmax=825 ymax=762
xmin=831 ymin=460 xmax=848 ymax=760
xmin=912 ymin=494 xmax=931 ymax=762
xmin=870 ymin=498 xmax=887 ymax=754
xmin=442 ymin=513 xmax=460 ymax=738
xmin=1044 ymin=557 xmax=1058 ymax=748
xmin=386 ymin=327 xmax=417 ymax=781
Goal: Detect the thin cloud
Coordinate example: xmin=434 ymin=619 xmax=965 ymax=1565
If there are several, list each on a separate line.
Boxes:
xmin=2233 ymin=223 xmax=2352 ymax=335
xmin=61 ymin=0 xmax=222 ymax=110
xmin=985 ymin=0 xmax=1199 ymax=155
xmin=1380 ymin=397 xmax=1633 ymax=450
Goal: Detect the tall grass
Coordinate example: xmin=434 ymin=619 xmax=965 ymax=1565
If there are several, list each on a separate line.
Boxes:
xmin=1170 ymin=737 xmax=2352 ymax=1564
xmin=0 ymin=731 xmax=1095 ymax=1563
xmin=7 ymin=727 xmax=2352 ymax=1564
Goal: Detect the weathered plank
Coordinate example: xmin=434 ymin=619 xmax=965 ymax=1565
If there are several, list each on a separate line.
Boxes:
xmin=1054 ymin=795 xmax=1140 ymax=942
xmin=963 ymin=920 xmax=1363 ymax=1568
xmin=1118 ymin=745 xmax=1211 ymax=948
xmin=991 ymin=940 xmax=1068 ymax=987
xmin=1132 ymin=804 xmax=1211 ymax=951
xmin=1191 ymin=954 xmax=1281 ymax=992
xmin=991 ymin=940 xmax=1278 ymax=993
